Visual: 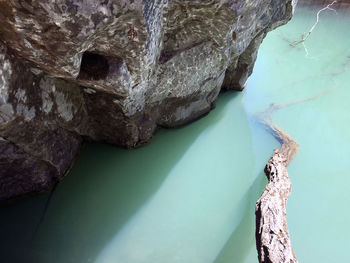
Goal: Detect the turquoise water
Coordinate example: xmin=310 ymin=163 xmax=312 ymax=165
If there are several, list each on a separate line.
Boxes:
xmin=1 ymin=5 xmax=350 ymax=263
xmin=245 ymin=6 xmax=350 ymax=262
xmin=0 ymin=91 xmax=276 ymax=262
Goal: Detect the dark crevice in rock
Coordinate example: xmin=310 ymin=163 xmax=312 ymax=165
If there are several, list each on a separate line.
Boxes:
xmin=200 ymin=77 xmax=215 ymax=88
xmin=158 ymin=41 xmax=205 ymax=64
xmin=78 ymin=52 xmax=110 ymax=80
xmin=158 ymin=50 xmax=178 ymax=64
xmin=232 ymin=32 xmax=237 ymax=41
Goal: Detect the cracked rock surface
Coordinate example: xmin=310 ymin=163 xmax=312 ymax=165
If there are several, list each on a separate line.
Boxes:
xmin=0 ymin=0 xmax=295 ymax=200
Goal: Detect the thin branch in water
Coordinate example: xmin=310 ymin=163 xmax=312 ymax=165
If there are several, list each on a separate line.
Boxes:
xmin=279 ymin=85 xmax=336 ymax=109
xmin=292 ymin=1 xmax=337 ymax=46
xmin=302 ymin=42 xmax=309 ymax=57
xmin=277 ymin=1 xmax=338 ymax=59
xmin=283 ymin=55 xmax=350 ymax=88
xmin=32 ymin=181 xmax=59 ymax=240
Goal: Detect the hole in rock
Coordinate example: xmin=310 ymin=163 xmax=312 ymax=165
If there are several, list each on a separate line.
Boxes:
xmin=232 ymin=32 xmax=237 ymax=41
xmin=79 ymin=52 xmax=109 ymax=80
xmin=159 ymin=50 xmax=178 ymax=64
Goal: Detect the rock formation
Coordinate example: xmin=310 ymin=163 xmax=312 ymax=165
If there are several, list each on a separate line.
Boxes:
xmin=0 ymin=0 xmax=295 ymax=201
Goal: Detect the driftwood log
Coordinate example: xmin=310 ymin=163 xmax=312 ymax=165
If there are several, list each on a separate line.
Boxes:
xmin=253 ymin=5 xmax=348 ymax=256
xmin=253 ymin=80 xmax=340 ymax=262
xmin=255 ymin=112 xmax=298 ymax=263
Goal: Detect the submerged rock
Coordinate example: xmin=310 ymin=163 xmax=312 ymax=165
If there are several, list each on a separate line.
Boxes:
xmin=0 ymin=0 xmax=295 ymax=200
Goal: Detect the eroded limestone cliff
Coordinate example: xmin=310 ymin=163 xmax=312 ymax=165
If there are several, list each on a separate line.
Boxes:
xmin=0 ymin=0 xmax=295 ymax=201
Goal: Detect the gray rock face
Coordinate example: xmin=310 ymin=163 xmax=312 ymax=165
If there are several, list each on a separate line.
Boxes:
xmin=0 ymin=0 xmax=295 ymax=201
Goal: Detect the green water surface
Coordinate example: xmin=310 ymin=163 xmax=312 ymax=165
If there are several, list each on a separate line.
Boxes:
xmin=0 ymin=91 xmax=276 ymax=263
xmin=245 ymin=5 xmax=350 ymax=262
